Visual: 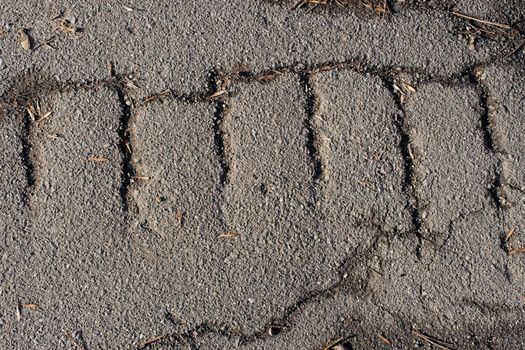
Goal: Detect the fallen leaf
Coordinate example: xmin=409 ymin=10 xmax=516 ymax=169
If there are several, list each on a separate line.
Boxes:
xmin=379 ymin=334 xmax=392 ymax=345
xmin=509 ymin=247 xmax=525 ymax=255
xmin=16 ymin=301 xmax=22 ymax=321
xmin=19 ymin=30 xmax=31 ymax=50
xmin=22 ymin=303 xmax=39 ymax=310
xmin=505 ymin=228 xmax=516 ymax=241
xmin=88 ymin=156 xmax=109 ymax=162
xmin=210 ymin=89 xmax=227 ymax=98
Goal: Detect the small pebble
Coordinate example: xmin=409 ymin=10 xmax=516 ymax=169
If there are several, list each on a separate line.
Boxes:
xmin=0 ymin=58 xmax=5 ymax=69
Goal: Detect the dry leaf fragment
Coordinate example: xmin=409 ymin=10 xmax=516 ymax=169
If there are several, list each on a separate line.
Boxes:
xmin=402 ymin=81 xmax=417 ymax=93
xmin=210 ymin=89 xmax=227 ymax=98
xmin=408 ymin=143 xmax=415 ymax=160
xmin=509 ymin=247 xmax=525 ymax=256
xmin=22 ymin=303 xmax=39 ymax=310
xmin=26 ymin=103 xmax=36 ymax=121
xmin=505 ymin=228 xmax=516 ymax=241
xmin=218 ymin=232 xmax=240 ymax=239
xmin=379 ymin=334 xmax=392 ymax=345
xmin=176 ymin=209 xmax=184 ymax=227
xmin=37 ymin=111 xmax=53 ymax=123
xmin=256 ymin=73 xmax=280 ymax=82
xmin=88 ymin=155 xmax=109 ymax=162
xmin=16 ymin=301 xmax=22 ymax=321
xmin=19 ymin=30 xmax=31 ymax=50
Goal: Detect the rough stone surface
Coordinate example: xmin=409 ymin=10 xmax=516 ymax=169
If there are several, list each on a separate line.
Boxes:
xmin=312 ymin=69 xmax=412 ymax=234
xmin=406 ymin=83 xmax=497 ymax=235
xmin=483 ymin=62 xmax=525 ymax=290
xmin=221 ymin=75 xmax=347 ymax=332
xmin=0 ymin=0 xmax=517 ymax=98
xmin=129 ymin=100 xmax=226 ymax=333
xmin=0 ymin=109 xmax=27 ymax=350
xmin=0 ymin=1 xmax=524 ymax=349
xmin=2 ymin=88 xmax=133 ymax=350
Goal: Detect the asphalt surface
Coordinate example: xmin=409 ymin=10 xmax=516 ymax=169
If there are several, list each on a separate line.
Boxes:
xmin=1 ymin=1 xmax=525 ymax=349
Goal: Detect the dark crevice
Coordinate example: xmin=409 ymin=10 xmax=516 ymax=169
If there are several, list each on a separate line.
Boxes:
xmin=21 ymin=109 xmax=36 ymax=207
xmin=172 ymin=281 xmax=345 ymax=348
xmin=2 ymin=55 xmax=519 ymax=111
xmin=490 ymin=169 xmax=505 ymax=210
xmin=113 ymin=77 xmax=136 ymax=213
xmin=299 ymin=71 xmax=323 ymax=184
xmin=208 ymin=71 xmax=231 ymax=186
xmin=380 ymin=75 xmax=424 ymax=258
xmin=476 ymin=76 xmax=497 ymax=152
xmin=472 ymin=72 xmax=506 ymax=211
xmin=166 ymin=240 xmax=383 ymax=348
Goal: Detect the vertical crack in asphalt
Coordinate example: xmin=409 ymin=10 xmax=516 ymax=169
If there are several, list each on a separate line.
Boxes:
xmin=21 ymin=108 xmax=36 ymax=208
xmin=380 ymin=74 xmax=424 ymax=258
xmin=208 ymin=70 xmax=232 ymax=234
xmin=471 ymin=70 xmax=506 ymax=210
xmin=209 ymin=71 xmax=231 ymax=186
xmin=114 ymin=78 xmax=136 ymax=213
xmin=299 ymin=70 xmax=324 ymax=201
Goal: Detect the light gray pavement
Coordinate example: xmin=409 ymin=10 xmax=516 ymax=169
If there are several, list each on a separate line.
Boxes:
xmin=1 ymin=1 xmax=525 ymax=349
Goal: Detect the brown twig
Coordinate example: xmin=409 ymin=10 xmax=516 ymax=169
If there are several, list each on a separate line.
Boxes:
xmin=139 ymin=335 xmax=166 ymax=349
xmin=508 ymin=39 xmax=525 ymax=57
xmin=413 ymin=331 xmax=454 ymax=350
xmin=451 ymin=11 xmax=512 ymax=30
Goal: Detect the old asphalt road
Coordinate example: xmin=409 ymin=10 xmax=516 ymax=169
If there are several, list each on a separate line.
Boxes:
xmin=1 ymin=1 xmax=524 ymax=349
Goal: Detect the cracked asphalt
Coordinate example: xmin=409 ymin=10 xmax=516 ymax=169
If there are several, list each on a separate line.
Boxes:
xmin=1 ymin=1 xmax=525 ymax=349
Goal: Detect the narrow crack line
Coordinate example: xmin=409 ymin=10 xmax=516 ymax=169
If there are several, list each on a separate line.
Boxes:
xmin=175 ymin=281 xmax=343 ymax=348
xmin=169 ymin=238 xmax=389 ymax=347
xmin=474 ymin=75 xmax=497 ymax=153
xmin=1 ymin=55 xmax=518 ymax=110
xmin=299 ymin=70 xmax=324 ymax=188
xmin=21 ymin=108 xmax=36 ymax=208
xmin=208 ymin=71 xmax=231 ymax=187
xmin=113 ymin=75 xmax=136 ymax=214
xmin=207 ymin=70 xmax=233 ymax=236
xmin=470 ymin=71 xmax=506 ymax=211
xmin=378 ymin=74 xmax=424 ymax=258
